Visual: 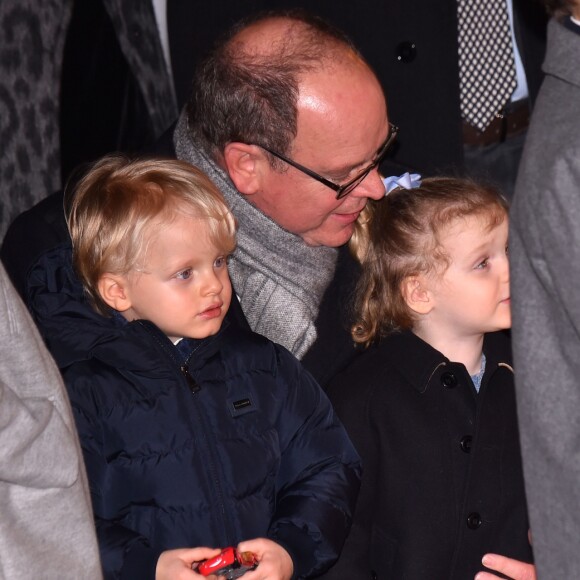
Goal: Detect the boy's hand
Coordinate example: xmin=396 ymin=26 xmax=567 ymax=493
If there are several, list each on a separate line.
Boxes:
xmin=156 ymin=547 xmax=222 ymax=580
xmin=236 ymin=538 xmax=293 ymax=580
xmin=475 ymin=553 xmax=536 ymax=580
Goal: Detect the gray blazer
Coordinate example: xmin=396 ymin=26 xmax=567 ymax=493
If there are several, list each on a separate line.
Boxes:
xmin=0 ymin=263 xmax=101 ymax=579
xmin=511 ymin=17 xmax=580 ymax=580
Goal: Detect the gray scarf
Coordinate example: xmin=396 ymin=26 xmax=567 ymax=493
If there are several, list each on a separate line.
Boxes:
xmin=174 ymin=112 xmax=338 ymax=358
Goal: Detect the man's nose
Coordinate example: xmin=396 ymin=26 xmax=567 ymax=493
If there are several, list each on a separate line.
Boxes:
xmin=350 ymin=168 xmax=386 ymax=200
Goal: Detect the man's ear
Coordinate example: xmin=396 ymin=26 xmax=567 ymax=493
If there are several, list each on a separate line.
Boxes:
xmin=97 ymin=274 xmax=132 ymax=312
xmin=401 ymin=275 xmax=433 ymax=315
xmin=223 ymin=142 xmax=264 ymax=195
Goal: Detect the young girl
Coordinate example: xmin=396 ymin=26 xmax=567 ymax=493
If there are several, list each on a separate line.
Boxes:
xmin=323 ymin=177 xmax=533 ymax=579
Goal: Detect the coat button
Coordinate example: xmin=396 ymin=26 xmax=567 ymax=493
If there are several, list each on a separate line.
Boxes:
xmin=440 ymin=371 xmax=457 ymax=388
xmin=467 ymin=512 xmax=482 ymax=529
xmin=396 ymin=41 xmax=417 ymax=63
xmin=460 ymin=435 xmax=472 ymax=453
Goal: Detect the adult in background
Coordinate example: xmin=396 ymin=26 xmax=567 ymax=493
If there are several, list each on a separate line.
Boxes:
xmin=0 ymin=261 xmax=102 ymax=579
xmin=0 ymin=0 xmax=176 ymax=239
xmin=1 ymin=10 xmax=389 ymax=388
xmin=510 ymin=0 xmax=580 ymax=578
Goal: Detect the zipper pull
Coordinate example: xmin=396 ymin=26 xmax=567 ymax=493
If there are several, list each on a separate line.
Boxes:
xmin=180 ymin=364 xmax=201 ymax=394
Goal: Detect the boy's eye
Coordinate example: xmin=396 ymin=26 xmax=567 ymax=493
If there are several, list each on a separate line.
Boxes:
xmin=214 ymin=256 xmax=227 ymax=268
xmin=176 ymin=268 xmax=193 ymax=280
xmin=475 ymin=258 xmax=489 ymax=270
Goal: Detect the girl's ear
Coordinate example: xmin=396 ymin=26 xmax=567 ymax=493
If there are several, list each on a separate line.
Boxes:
xmin=222 ymin=142 xmax=263 ymax=195
xmin=97 ymin=274 xmax=132 ymax=312
xmin=401 ymin=275 xmax=433 ymax=315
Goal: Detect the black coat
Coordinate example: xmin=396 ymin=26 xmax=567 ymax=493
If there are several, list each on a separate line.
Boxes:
xmin=321 ymin=330 xmax=532 ymax=580
xmin=28 ymin=243 xmax=361 ymax=580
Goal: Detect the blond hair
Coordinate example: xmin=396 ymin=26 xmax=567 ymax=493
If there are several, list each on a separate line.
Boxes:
xmin=66 ymin=155 xmax=237 ymax=315
xmin=350 ymin=177 xmax=508 ymax=346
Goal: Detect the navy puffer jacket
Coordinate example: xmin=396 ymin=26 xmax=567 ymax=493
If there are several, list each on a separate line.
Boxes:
xmin=27 ymin=245 xmax=361 ymax=580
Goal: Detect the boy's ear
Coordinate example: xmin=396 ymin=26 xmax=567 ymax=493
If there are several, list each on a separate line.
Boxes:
xmin=402 ymin=275 xmax=433 ymax=315
xmin=97 ymin=274 xmax=132 ymax=312
xmin=222 ymin=142 xmax=263 ymax=196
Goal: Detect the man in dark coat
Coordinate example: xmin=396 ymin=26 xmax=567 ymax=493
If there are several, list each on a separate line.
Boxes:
xmin=1 ymin=10 xmax=389 ymax=388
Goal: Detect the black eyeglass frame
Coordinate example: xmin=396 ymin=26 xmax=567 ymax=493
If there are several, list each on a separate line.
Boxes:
xmin=257 ymin=122 xmax=399 ymax=200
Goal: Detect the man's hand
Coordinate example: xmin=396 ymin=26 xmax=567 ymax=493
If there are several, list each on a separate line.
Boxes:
xmin=236 ymin=538 xmax=293 ymax=580
xmin=475 ymin=553 xmax=536 ymax=580
xmin=156 ymin=546 xmax=221 ymax=580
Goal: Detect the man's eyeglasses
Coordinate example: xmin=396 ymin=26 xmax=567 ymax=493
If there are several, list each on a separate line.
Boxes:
xmin=257 ymin=122 xmax=399 ymax=200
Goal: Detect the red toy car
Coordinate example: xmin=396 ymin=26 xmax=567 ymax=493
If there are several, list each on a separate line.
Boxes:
xmin=198 ymin=547 xmax=258 ymax=579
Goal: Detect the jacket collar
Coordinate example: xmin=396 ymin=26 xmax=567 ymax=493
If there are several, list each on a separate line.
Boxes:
xmin=374 ymin=329 xmax=511 ymax=394
xmin=376 ymin=330 xmax=447 ymax=394
xmin=89 ymin=317 xmax=229 ymax=374
xmin=545 ymin=18 xmax=580 ymax=89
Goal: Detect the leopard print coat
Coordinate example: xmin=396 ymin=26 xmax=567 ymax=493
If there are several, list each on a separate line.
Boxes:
xmin=0 ymin=0 xmax=177 ymax=238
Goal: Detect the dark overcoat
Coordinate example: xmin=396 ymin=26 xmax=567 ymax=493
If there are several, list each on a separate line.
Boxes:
xmin=321 ymin=330 xmax=532 ymax=580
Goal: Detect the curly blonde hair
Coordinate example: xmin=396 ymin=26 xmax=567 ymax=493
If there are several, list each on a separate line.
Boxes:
xmin=349 ymin=176 xmax=508 ymax=346
xmin=66 ymin=154 xmax=237 ymax=315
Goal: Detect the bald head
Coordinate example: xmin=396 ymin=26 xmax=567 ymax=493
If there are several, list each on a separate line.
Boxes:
xmin=186 ymin=10 xmax=380 ymax=159
xmin=229 ymin=14 xmax=360 ymax=67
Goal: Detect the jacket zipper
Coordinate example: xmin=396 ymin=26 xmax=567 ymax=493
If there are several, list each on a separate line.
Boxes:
xmin=181 ymin=364 xmax=233 ymax=546
xmin=180 ymin=363 xmax=201 ymax=393
xmin=137 ymin=321 xmax=234 ymax=545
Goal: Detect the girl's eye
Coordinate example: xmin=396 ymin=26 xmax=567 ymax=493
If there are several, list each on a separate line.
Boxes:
xmin=475 ymin=259 xmax=489 ymax=270
xmin=214 ymin=256 xmax=227 ymax=268
xmin=176 ymin=268 xmax=193 ymax=280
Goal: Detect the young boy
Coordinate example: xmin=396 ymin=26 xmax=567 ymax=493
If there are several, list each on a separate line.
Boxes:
xmin=43 ymin=155 xmax=360 ymax=579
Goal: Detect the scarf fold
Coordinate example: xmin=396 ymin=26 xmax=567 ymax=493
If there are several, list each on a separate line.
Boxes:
xmin=174 ymin=112 xmax=338 ymax=358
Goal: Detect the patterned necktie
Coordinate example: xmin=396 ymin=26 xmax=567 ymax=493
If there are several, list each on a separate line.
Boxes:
xmin=457 ymin=0 xmax=517 ymax=132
